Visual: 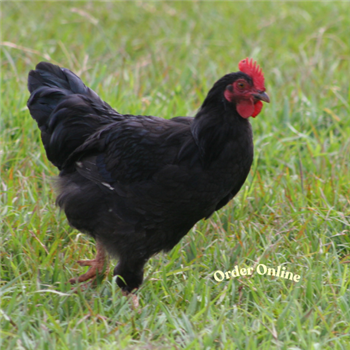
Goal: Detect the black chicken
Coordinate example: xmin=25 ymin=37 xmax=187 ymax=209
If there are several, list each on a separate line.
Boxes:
xmin=27 ymin=58 xmax=269 ymax=301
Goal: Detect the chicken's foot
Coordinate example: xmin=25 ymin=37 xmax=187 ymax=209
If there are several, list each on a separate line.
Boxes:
xmin=122 ymin=290 xmax=140 ymax=310
xmin=69 ymin=240 xmax=109 ymax=284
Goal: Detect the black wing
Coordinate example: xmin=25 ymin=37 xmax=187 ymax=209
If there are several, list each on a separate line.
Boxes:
xmin=65 ymin=115 xmax=199 ymax=185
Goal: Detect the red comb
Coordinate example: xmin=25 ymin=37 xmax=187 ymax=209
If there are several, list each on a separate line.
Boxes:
xmin=238 ymin=58 xmax=265 ymax=91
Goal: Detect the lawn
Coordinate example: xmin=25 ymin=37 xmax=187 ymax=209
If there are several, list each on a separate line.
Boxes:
xmin=1 ymin=1 xmax=350 ymax=349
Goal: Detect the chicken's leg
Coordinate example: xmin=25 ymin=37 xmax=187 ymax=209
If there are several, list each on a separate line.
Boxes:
xmin=114 ymin=259 xmax=145 ymax=309
xmin=69 ymin=240 xmax=109 ymax=284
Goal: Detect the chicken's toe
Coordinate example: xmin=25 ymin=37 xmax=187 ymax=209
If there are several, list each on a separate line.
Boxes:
xmin=76 ymin=259 xmax=97 ymax=267
xmin=69 ymin=241 xmax=108 ymax=285
xmin=122 ymin=290 xmax=140 ymax=309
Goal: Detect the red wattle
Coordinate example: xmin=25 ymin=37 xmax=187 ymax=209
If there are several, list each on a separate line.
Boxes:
xmin=251 ymin=101 xmax=263 ymax=118
xmin=236 ymin=100 xmax=263 ymax=118
xmin=236 ymin=101 xmax=255 ymax=119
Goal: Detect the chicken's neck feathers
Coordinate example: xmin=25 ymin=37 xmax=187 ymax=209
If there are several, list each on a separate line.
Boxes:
xmin=191 ymin=101 xmax=252 ymax=167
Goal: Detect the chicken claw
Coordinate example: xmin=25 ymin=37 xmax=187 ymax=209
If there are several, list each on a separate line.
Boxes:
xmin=69 ymin=241 xmax=109 ymax=284
xmin=122 ymin=290 xmax=140 ymax=310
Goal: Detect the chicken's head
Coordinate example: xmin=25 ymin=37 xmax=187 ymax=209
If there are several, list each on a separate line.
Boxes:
xmin=224 ymin=58 xmax=270 ymax=118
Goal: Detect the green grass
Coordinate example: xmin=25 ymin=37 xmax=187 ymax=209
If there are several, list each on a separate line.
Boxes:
xmin=1 ymin=1 xmax=350 ymax=349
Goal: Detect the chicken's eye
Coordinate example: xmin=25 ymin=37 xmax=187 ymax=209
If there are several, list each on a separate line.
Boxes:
xmin=237 ymin=82 xmax=246 ymax=90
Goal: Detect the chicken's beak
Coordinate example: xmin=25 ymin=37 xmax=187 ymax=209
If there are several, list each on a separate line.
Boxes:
xmin=253 ymin=91 xmax=270 ymax=103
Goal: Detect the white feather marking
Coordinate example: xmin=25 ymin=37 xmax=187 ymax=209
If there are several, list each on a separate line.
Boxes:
xmin=101 ymin=182 xmax=114 ymax=190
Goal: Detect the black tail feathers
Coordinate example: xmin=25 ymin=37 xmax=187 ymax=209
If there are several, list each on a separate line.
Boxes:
xmin=28 ymin=62 xmax=83 ymax=94
xmin=27 ymin=62 xmax=118 ymax=170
